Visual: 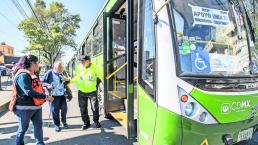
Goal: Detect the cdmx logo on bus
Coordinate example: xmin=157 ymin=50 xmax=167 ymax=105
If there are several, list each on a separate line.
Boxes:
xmin=221 ymin=100 xmax=251 ymax=114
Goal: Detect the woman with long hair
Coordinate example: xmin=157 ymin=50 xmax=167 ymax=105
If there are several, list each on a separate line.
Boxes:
xmin=12 ymin=55 xmax=54 ymax=145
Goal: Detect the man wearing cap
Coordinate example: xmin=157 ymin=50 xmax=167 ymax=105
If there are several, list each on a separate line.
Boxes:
xmin=71 ymin=55 xmax=103 ymax=129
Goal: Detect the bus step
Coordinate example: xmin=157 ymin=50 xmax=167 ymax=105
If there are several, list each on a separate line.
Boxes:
xmin=110 ymin=111 xmax=127 ymax=128
xmin=108 ymin=91 xmax=126 ymax=99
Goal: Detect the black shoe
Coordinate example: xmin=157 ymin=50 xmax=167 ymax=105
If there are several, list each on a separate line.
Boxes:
xmin=93 ymin=122 xmax=101 ymax=128
xmin=55 ymin=126 xmax=61 ymax=132
xmin=81 ymin=124 xmax=90 ymax=130
xmin=63 ymin=123 xmax=69 ymax=129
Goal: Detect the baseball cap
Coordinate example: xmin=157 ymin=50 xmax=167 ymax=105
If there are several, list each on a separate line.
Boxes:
xmin=79 ymin=55 xmax=91 ymax=61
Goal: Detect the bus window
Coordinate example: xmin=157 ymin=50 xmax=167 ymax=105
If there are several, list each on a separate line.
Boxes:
xmin=82 ymin=43 xmax=85 ymax=55
xmin=112 ymin=18 xmax=126 ymax=80
xmin=139 ymin=0 xmax=156 ymax=98
xmin=254 ymin=1 xmax=258 ymax=42
xmin=255 ymin=1 xmax=258 ymax=42
xmin=93 ymin=19 xmax=103 ymax=56
xmin=86 ymin=36 xmax=92 ymax=56
xmin=172 ymin=0 xmax=255 ymax=76
xmin=243 ymin=0 xmax=258 ymax=39
xmin=253 ymin=1 xmax=258 ymax=42
xmin=254 ymin=0 xmax=258 ymax=60
xmin=112 ymin=19 xmax=126 ymax=56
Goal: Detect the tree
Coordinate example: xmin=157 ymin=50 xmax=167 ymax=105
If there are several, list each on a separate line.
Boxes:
xmin=19 ymin=0 xmax=80 ymax=67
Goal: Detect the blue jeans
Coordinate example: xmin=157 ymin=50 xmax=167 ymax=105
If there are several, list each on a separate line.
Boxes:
xmin=14 ymin=108 xmax=44 ymax=145
xmin=50 ymin=95 xmax=67 ymax=126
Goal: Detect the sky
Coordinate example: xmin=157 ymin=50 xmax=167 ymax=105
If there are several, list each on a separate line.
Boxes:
xmin=0 ymin=0 xmax=106 ymax=64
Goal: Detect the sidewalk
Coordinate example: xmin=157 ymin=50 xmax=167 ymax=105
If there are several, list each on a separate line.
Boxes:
xmin=0 ymin=90 xmax=12 ymax=116
xmin=0 ymin=85 xmax=138 ymax=145
xmin=0 ymin=76 xmax=13 ymax=116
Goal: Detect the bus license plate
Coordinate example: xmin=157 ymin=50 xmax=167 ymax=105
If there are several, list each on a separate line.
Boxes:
xmin=237 ymin=128 xmax=253 ymax=142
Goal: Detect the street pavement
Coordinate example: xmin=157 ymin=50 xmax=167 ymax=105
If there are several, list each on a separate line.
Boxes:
xmin=0 ymin=85 xmax=138 ymax=145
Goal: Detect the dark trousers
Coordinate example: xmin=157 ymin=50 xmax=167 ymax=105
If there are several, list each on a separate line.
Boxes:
xmin=78 ymin=91 xmax=99 ymax=125
xmin=50 ymin=95 xmax=67 ymax=126
xmin=14 ymin=108 xmax=44 ymax=145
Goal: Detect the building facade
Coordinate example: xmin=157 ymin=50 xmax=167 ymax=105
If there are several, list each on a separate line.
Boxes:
xmin=0 ymin=42 xmax=14 ymax=64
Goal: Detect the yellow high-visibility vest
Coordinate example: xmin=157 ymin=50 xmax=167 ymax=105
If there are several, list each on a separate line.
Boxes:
xmin=71 ymin=63 xmax=103 ymax=93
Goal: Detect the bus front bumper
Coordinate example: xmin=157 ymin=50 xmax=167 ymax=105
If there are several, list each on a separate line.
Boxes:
xmin=181 ymin=116 xmax=258 ymax=145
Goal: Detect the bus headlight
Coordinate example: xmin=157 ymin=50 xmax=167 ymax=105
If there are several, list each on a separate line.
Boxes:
xmin=199 ymin=112 xmax=208 ymax=122
xmin=185 ymin=102 xmax=196 ymax=117
xmin=178 ymin=88 xmax=218 ymax=124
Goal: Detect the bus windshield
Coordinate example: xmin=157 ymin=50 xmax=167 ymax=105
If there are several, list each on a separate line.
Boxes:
xmin=244 ymin=0 xmax=258 ymax=61
xmin=172 ymin=0 xmax=257 ymax=78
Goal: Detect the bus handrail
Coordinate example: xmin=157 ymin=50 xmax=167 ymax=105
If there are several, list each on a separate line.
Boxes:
xmin=107 ymin=53 xmax=126 ymax=64
xmin=106 ymin=62 xmax=127 ymax=80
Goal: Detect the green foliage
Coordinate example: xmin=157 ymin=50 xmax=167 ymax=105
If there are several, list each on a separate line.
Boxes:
xmin=19 ymin=0 xmax=80 ymax=66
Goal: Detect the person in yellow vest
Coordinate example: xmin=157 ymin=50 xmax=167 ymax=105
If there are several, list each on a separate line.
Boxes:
xmin=71 ymin=55 xmax=103 ymax=129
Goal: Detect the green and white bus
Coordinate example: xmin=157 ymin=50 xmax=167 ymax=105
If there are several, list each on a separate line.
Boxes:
xmin=68 ymin=0 xmax=258 ymax=144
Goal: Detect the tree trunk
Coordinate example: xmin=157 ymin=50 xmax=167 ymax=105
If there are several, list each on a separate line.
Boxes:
xmin=49 ymin=54 xmax=54 ymax=68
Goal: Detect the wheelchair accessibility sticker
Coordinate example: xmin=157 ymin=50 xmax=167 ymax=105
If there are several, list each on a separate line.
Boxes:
xmin=191 ymin=51 xmax=211 ymax=72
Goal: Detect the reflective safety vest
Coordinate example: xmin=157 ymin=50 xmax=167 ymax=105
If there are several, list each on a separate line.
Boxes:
xmin=15 ymin=69 xmax=45 ymax=106
xmin=71 ymin=64 xmax=103 ymax=93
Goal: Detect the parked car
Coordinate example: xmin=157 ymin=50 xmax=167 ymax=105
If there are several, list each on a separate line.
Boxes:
xmin=0 ymin=65 xmax=7 ymax=76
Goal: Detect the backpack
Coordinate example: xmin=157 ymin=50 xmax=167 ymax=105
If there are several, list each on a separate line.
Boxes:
xmin=9 ymin=69 xmax=46 ymax=111
xmin=9 ymin=83 xmax=18 ymax=111
xmin=62 ymin=71 xmax=73 ymax=101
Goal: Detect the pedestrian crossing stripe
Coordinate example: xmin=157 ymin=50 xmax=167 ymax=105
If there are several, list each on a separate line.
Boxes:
xmin=200 ymin=139 xmax=209 ymax=145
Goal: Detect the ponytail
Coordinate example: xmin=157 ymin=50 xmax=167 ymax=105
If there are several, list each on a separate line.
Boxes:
xmin=12 ymin=55 xmax=38 ymax=75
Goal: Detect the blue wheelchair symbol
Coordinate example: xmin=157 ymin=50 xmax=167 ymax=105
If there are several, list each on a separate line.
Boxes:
xmin=195 ymin=53 xmax=207 ymax=71
xmin=191 ymin=51 xmax=211 ymax=73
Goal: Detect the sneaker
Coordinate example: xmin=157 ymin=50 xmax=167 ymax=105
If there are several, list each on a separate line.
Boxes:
xmin=63 ymin=123 xmax=69 ymax=129
xmin=81 ymin=124 xmax=90 ymax=130
xmin=55 ymin=126 xmax=61 ymax=132
xmin=93 ymin=122 xmax=101 ymax=128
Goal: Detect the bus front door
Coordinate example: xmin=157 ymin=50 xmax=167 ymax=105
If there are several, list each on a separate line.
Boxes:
xmin=103 ymin=12 xmax=128 ymax=123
